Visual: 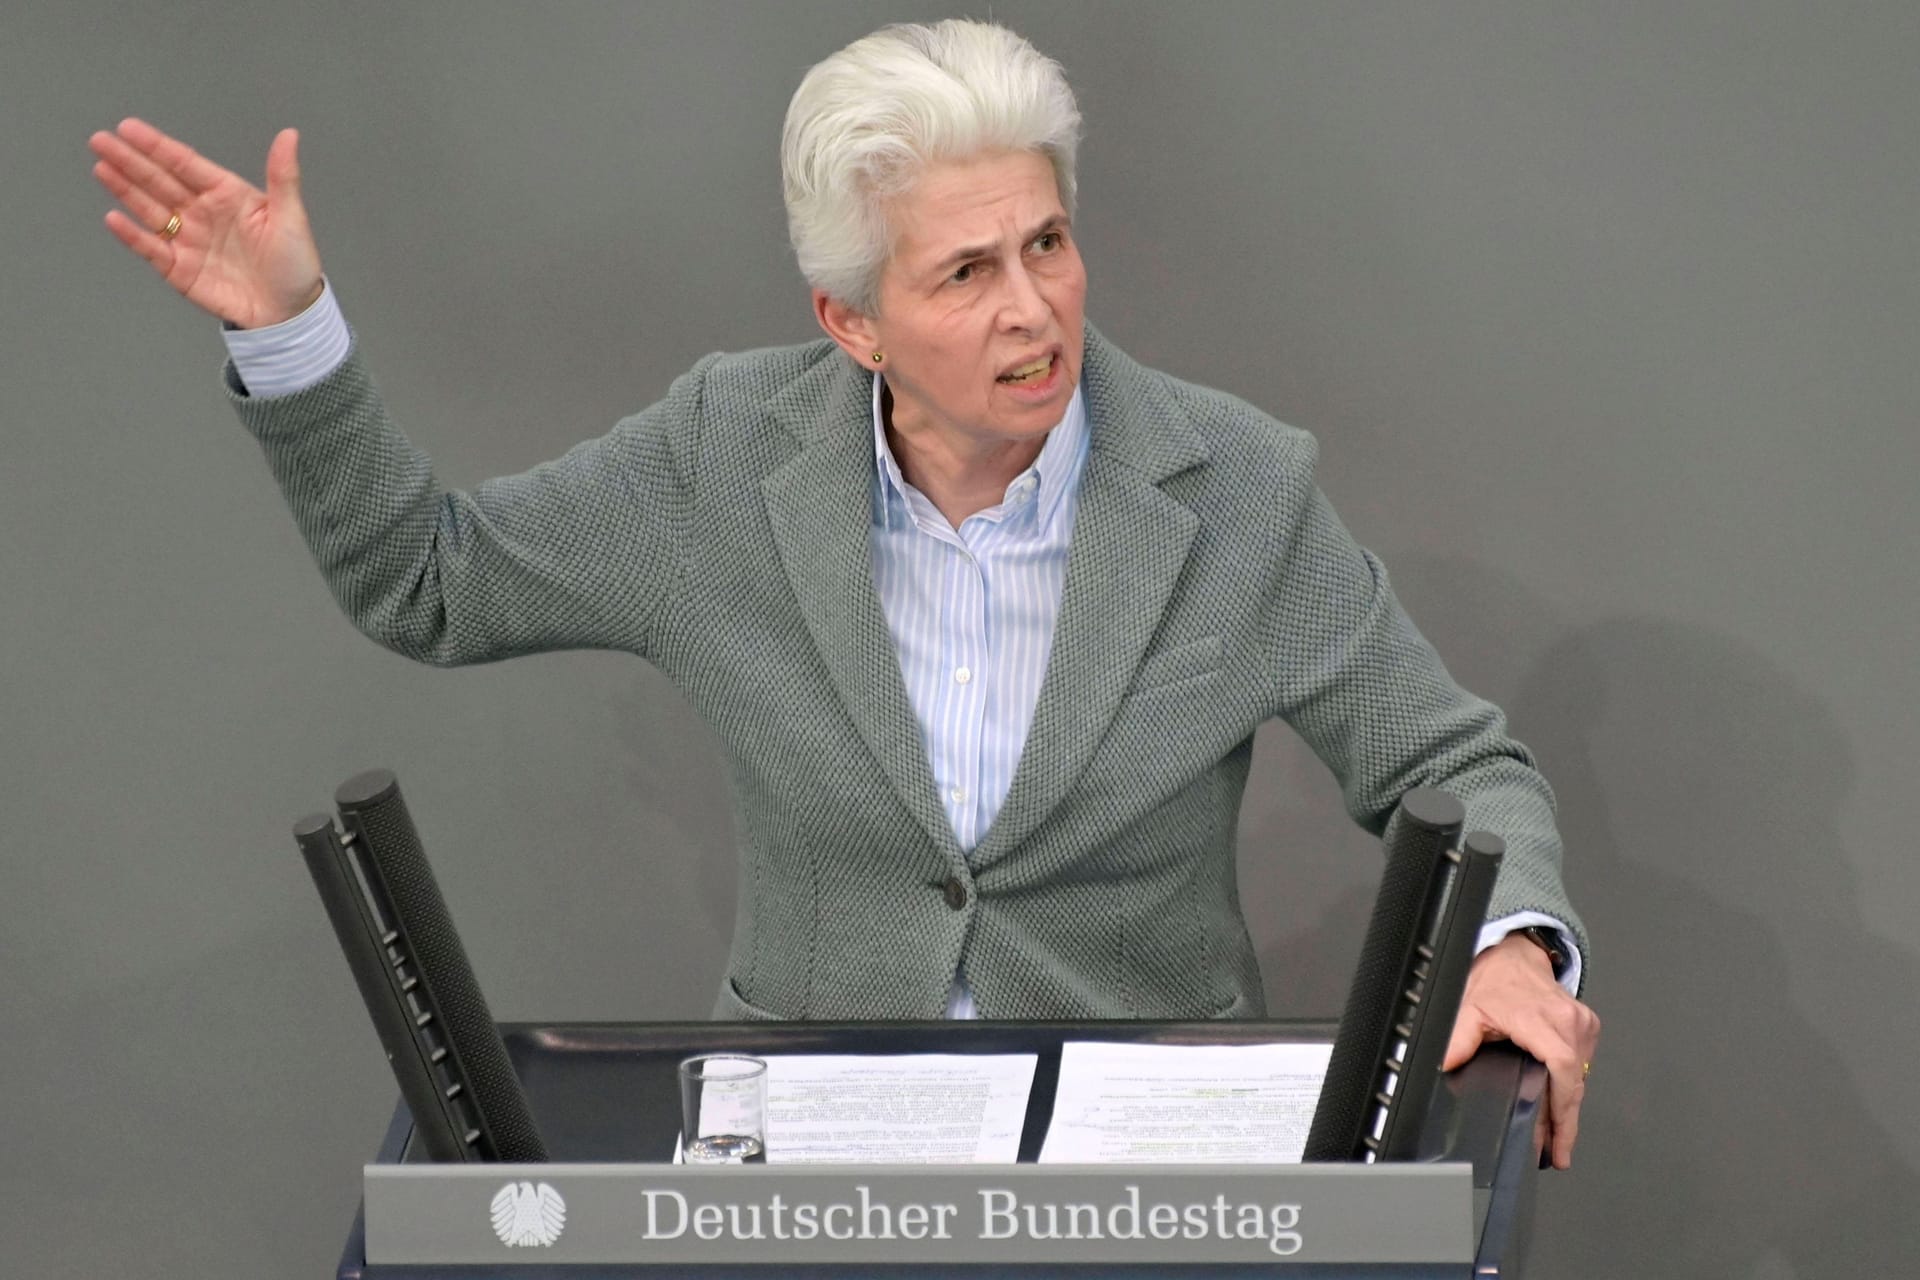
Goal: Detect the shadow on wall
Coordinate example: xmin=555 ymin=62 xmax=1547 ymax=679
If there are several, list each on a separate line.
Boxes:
xmin=1386 ymin=555 xmax=1920 ymax=1278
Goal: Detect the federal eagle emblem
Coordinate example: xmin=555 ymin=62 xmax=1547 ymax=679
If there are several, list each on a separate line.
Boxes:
xmin=490 ymin=1180 xmax=567 ymax=1247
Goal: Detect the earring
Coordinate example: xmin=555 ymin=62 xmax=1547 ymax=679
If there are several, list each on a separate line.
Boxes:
xmin=871 ymin=352 xmax=884 ymax=364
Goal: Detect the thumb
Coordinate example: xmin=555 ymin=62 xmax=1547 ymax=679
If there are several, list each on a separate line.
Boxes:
xmin=265 ymin=127 xmax=303 ymax=214
xmin=1442 ymin=1006 xmax=1487 ymax=1072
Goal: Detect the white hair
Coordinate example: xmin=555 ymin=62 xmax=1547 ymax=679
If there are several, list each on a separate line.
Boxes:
xmin=781 ymin=19 xmax=1082 ymax=315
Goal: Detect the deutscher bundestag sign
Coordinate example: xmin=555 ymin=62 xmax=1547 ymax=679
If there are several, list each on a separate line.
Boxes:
xmin=364 ymin=1164 xmax=1473 ymax=1265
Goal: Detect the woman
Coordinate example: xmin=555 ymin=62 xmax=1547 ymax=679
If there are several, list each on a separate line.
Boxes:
xmin=90 ymin=19 xmax=1597 ymax=1166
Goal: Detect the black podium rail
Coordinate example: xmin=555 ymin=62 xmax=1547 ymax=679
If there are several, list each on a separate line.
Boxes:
xmin=336 ymin=1019 xmax=1545 ymax=1279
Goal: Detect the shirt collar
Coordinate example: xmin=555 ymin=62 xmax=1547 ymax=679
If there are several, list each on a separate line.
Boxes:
xmin=869 ymin=370 xmax=1088 ymax=532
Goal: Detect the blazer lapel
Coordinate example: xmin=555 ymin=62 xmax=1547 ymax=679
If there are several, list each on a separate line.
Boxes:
xmin=760 ymin=355 xmax=964 ymax=861
xmin=969 ymin=327 xmax=1209 ymax=870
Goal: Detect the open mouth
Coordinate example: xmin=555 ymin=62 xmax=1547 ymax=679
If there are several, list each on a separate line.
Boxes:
xmin=996 ymin=353 xmax=1056 ymax=386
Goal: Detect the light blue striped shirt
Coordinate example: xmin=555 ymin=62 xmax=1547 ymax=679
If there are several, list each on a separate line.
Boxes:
xmin=869 ymin=373 xmax=1088 ymax=854
xmin=869 ymin=373 xmax=1089 ymax=1018
xmin=223 ymin=283 xmax=1580 ymax=1013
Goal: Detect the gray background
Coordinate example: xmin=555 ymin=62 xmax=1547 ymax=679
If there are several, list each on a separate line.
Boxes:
xmin=4 ymin=1 xmax=1915 ymax=1275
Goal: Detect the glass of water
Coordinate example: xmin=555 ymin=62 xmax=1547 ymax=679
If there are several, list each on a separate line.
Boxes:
xmin=678 ymin=1054 xmax=767 ymax=1164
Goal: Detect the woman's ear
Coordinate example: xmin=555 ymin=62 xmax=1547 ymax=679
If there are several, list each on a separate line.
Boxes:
xmin=812 ymin=290 xmax=881 ymax=364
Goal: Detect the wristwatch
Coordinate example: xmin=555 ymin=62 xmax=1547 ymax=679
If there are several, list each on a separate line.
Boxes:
xmin=1512 ymin=925 xmax=1569 ymax=978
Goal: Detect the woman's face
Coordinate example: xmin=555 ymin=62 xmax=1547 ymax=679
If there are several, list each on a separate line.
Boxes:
xmin=852 ymin=149 xmax=1087 ymax=453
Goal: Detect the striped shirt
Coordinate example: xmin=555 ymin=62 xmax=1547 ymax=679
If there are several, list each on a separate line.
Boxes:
xmin=870 ymin=373 xmax=1089 ymax=1017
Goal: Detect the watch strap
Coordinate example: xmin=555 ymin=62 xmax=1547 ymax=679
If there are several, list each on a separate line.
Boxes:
xmin=1513 ymin=924 xmax=1569 ymax=978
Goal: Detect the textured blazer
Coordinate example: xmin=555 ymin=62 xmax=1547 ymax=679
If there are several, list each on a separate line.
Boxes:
xmin=226 ymin=323 xmax=1587 ymax=1020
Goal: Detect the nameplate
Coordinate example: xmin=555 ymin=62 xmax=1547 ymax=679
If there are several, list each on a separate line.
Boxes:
xmin=364 ymin=1162 xmax=1473 ymax=1266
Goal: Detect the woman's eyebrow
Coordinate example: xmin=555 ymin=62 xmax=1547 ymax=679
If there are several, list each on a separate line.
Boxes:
xmin=926 ymin=213 xmax=1070 ymax=276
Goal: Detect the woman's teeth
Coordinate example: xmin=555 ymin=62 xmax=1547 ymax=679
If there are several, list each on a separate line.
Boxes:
xmin=999 ymin=356 xmax=1052 ymax=384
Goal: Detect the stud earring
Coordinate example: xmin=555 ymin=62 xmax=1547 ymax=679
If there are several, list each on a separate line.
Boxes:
xmin=871 ymin=352 xmax=884 ymax=364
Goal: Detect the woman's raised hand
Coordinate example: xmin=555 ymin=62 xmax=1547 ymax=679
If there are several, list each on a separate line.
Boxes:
xmin=89 ymin=118 xmax=324 ymax=330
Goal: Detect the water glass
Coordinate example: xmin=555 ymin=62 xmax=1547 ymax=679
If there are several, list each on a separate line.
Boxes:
xmin=678 ymin=1054 xmax=767 ymax=1163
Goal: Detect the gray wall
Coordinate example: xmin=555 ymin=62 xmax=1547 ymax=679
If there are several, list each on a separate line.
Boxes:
xmin=6 ymin=2 xmax=1916 ymax=1274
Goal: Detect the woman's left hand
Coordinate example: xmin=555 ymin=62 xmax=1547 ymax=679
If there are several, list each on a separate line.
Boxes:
xmin=1443 ymin=933 xmax=1602 ymax=1170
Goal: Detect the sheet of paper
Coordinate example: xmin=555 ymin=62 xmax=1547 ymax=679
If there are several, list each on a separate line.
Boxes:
xmin=748 ymin=1053 xmax=1037 ymax=1164
xmin=1039 ymin=1040 xmax=1333 ymax=1164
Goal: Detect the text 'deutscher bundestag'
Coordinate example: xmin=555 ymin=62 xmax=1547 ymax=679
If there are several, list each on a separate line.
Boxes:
xmin=364 ymin=1162 xmax=1472 ymax=1265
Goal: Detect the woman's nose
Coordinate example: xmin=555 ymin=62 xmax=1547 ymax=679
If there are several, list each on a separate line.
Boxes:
xmin=999 ymin=262 xmax=1051 ymax=332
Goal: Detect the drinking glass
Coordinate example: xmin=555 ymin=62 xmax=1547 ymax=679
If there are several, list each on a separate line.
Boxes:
xmin=678 ymin=1054 xmax=767 ymax=1164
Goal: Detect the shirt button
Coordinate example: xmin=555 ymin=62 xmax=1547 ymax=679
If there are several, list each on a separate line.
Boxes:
xmin=943 ymin=877 xmax=968 ymax=911
xmin=950 ymin=787 xmax=966 ymax=804
xmin=954 ymin=666 xmax=972 ymax=684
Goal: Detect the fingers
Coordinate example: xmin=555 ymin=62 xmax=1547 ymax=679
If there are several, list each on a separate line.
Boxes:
xmin=1540 ymin=1043 xmax=1586 ymax=1170
xmin=1512 ymin=1002 xmax=1600 ymax=1170
xmin=264 ymin=128 xmax=301 ymax=207
xmin=92 ymin=156 xmax=175 ymax=236
xmin=1442 ymin=1007 xmax=1488 ymax=1072
xmin=1453 ymin=942 xmax=1601 ymax=1171
xmin=111 ymin=117 xmax=232 ymax=195
xmin=88 ymin=128 xmax=200 ymax=217
xmin=102 ymin=208 xmax=176 ymax=274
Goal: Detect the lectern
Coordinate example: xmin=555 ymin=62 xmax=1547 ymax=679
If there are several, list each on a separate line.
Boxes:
xmin=333 ymin=1020 xmax=1544 ymax=1278
xmin=300 ymin=772 xmax=1546 ymax=1277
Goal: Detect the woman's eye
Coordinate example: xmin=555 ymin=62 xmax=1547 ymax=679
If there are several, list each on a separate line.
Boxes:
xmin=950 ymin=263 xmax=976 ymax=284
xmin=1033 ymin=231 xmax=1060 ymax=252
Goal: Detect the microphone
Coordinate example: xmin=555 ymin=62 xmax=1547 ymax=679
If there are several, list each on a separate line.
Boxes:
xmin=295 ymin=769 xmax=548 ymax=1162
xmin=1304 ymin=787 xmax=1504 ymax=1162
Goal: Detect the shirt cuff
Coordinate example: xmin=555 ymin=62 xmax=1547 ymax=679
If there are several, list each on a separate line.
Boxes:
xmin=220 ymin=278 xmax=351 ymax=398
xmin=1477 ymin=911 xmax=1583 ymax=995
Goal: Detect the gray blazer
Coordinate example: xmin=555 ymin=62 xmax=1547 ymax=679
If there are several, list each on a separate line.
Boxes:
xmin=226 ymin=324 xmax=1587 ymax=1019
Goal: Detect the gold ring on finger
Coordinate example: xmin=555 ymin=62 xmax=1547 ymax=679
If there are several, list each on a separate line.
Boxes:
xmin=159 ymin=211 xmax=183 ymax=241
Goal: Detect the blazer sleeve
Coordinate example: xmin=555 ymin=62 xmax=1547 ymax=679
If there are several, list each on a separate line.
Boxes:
xmin=1259 ymin=433 xmax=1591 ymax=982
xmin=222 ymin=334 xmax=713 ymax=667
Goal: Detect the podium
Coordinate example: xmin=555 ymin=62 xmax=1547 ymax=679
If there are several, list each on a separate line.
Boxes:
xmin=335 ymin=1017 xmax=1545 ymax=1278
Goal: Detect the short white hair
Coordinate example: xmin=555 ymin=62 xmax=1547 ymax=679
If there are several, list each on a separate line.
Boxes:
xmin=781 ymin=19 xmax=1082 ymax=315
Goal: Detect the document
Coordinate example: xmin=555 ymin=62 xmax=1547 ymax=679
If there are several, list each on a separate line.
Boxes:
xmin=1039 ymin=1040 xmax=1333 ymax=1163
xmin=759 ymin=1053 xmax=1037 ymax=1164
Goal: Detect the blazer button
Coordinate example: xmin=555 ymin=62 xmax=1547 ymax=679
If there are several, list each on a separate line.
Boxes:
xmin=942 ymin=877 xmax=968 ymax=911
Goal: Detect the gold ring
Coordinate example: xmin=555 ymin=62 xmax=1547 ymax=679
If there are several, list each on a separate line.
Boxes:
xmin=159 ymin=211 xmax=183 ymax=241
